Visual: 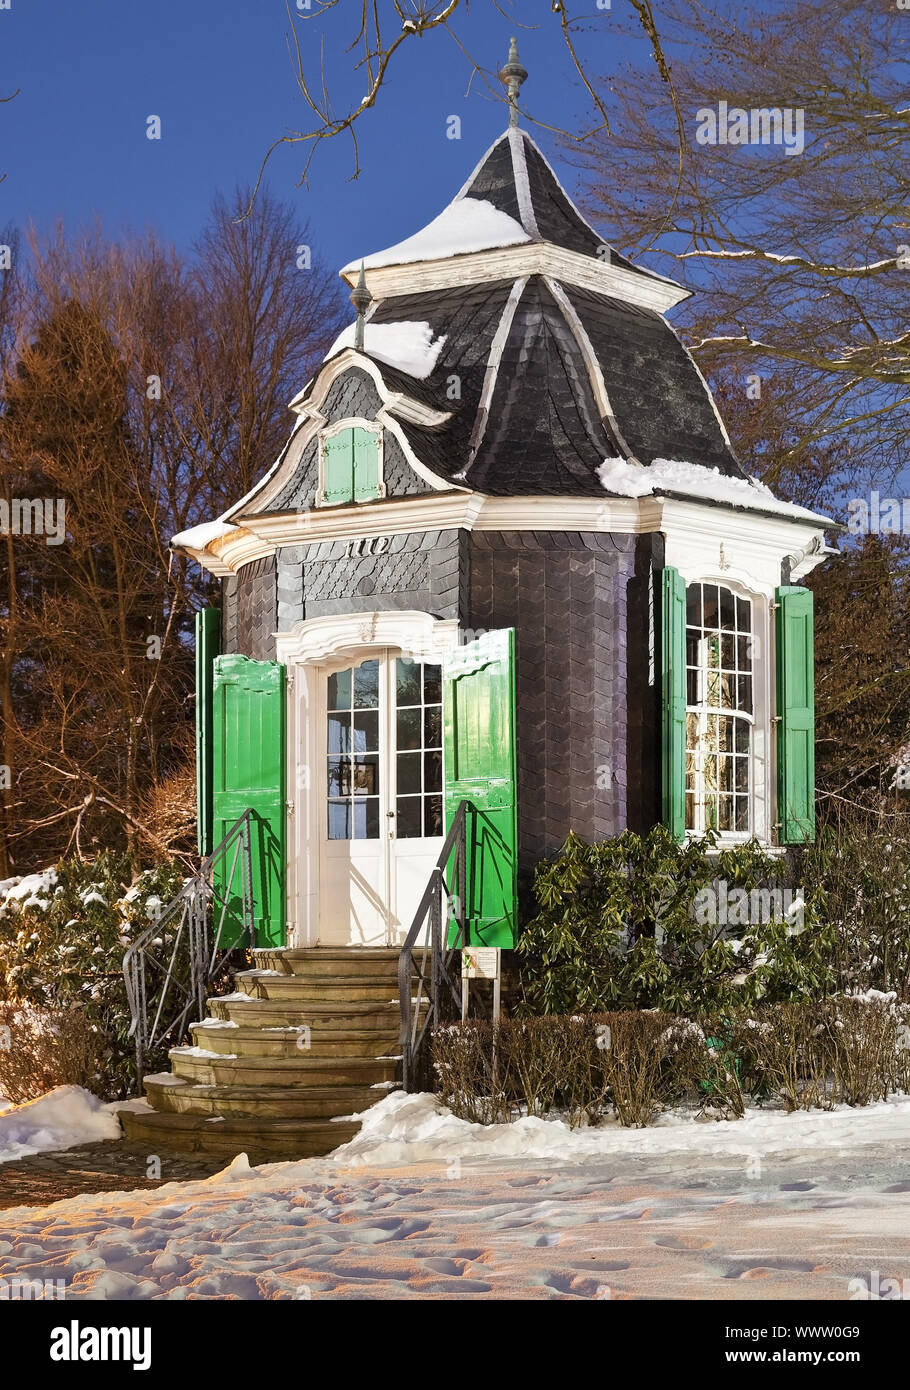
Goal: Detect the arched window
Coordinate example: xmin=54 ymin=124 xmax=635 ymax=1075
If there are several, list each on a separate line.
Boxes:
xmin=685 ymin=582 xmax=753 ymax=834
xmin=319 ymin=424 xmax=383 ymax=505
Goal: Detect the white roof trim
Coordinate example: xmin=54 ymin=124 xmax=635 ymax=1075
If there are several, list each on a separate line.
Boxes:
xmin=508 ymin=128 xmax=540 ymax=239
xmin=544 ymin=276 xmax=641 ymax=466
xmin=173 ymin=490 xmax=831 ymax=579
xmin=344 ymin=241 xmax=690 ymax=314
xmin=462 ymin=275 xmax=528 ymax=478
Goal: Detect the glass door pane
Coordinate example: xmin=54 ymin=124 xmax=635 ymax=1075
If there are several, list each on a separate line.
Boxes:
xmin=327 ymin=658 xmax=381 ymax=839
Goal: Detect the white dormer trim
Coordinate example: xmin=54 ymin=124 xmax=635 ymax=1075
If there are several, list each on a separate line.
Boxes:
xmin=229 ymin=349 xmax=461 ymax=518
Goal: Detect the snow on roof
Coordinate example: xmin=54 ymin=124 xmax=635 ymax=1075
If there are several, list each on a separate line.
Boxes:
xmin=342 ymin=196 xmax=530 ymax=274
xmin=597 ymin=456 xmax=831 ymax=524
xmin=170 ymin=519 xmax=238 ymax=552
xmin=325 ymin=320 xmax=448 ymax=380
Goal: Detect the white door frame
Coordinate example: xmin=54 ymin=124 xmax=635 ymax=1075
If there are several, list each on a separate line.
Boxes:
xmin=276 ymin=611 xmax=461 ymax=947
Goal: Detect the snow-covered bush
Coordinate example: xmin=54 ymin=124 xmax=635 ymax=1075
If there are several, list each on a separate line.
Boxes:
xmin=0 ymin=853 xmax=185 ymax=1099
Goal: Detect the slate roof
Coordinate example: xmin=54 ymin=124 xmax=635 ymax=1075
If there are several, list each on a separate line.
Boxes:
xmin=314 ymin=127 xmax=749 ymax=498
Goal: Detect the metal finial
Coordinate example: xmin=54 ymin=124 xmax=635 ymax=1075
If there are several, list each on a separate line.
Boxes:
xmin=350 ymin=262 xmax=372 ymax=351
xmin=498 ymin=36 xmax=527 ymax=127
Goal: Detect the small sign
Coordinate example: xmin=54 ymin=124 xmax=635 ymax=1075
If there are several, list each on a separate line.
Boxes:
xmin=461 ymin=947 xmax=500 ymax=980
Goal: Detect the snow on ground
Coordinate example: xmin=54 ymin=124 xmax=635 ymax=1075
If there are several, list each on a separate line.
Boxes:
xmin=332 ymin=1090 xmax=910 ymax=1167
xmin=1 ymin=1093 xmax=910 ymax=1299
xmin=0 ymin=1086 xmax=121 ymax=1164
xmin=597 ymin=455 xmax=830 ymax=523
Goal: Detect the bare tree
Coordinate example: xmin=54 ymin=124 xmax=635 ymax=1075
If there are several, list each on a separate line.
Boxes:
xmin=562 ymin=0 xmax=909 ymax=494
xmin=251 ymin=1 xmax=683 ymax=196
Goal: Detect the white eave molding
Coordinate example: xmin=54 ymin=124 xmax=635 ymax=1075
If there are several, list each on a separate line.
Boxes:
xmin=172 ymin=489 xmax=833 ymax=586
xmin=341 ymin=242 xmax=691 ymax=315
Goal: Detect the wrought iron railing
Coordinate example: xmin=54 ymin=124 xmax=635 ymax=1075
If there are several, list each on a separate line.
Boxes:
xmin=123 ymin=809 xmax=256 ymax=1085
xmin=398 ymin=799 xmax=469 ymax=1092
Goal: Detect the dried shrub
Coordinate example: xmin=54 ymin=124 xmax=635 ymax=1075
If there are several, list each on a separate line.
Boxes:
xmin=433 ymin=999 xmax=910 ymax=1128
xmin=0 ymin=1002 xmax=107 ymax=1103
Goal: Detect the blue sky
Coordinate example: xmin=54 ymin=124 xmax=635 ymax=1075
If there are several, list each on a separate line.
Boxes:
xmin=0 ymin=2 xmax=645 ymax=275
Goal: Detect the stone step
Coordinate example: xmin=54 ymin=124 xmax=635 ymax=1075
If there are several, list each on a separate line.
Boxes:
xmin=235 ymin=971 xmax=403 ymax=1004
xmin=207 ymin=995 xmax=408 ymax=1030
xmin=118 ymin=1105 xmax=360 ymax=1162
xmin=250 ymin=947 xmax=403 ymax=979
xmin=169 ymin=1048 xmax=401 ymax=1089
xmin=144 ymin=1074 xmax=393 ymax=1119
xmin=189 ymin=1020 xmax=399 ymax=1059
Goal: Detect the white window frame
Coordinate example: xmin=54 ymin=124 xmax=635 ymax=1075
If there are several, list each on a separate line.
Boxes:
xmin=684 ymin=581 xmax=758 ymax=841
xmin=315 ymin=417 xmax=386 ymax=508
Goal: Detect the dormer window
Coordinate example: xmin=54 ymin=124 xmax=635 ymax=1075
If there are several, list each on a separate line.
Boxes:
xmin=319 ymin=423 xmax=384 ymax=506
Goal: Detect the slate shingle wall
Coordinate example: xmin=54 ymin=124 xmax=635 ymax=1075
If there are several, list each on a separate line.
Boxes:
xmin=467 ymin=530 xmax=661 ymax=880
xmin=276 ymin=529 xmax=464 ymax=627
xmin=225 ymin=556 xmax=278 ymax=661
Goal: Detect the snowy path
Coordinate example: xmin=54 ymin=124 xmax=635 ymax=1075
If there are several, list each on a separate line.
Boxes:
xmin=1 ymin=1094 xmax=910 ymax=1299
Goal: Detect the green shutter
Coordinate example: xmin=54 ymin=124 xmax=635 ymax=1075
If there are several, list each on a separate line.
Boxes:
xmin=323 ymin=430 xmax=353 ymax=504
xmin=353 ymin=427 xmax=381 ymax=501
xmin=661 ymin=566 xmax=687 ymax=841
xmin=195 ymin=608 xmax=220 ymax=855
xmin=776 ymin=585 xmax=815 ymax=843
xmin=211 ymin=655 xmax=286 ymax=947
xmin=443 ymin=629 xmax=517 ymax=948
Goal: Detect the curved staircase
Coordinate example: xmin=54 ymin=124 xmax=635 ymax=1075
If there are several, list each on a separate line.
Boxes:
xmin=118 ymin=947 xmax=405 ymax=1164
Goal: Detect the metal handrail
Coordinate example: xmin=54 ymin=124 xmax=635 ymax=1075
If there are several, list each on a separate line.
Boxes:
xmin=123 ymin=809 xmax=257 ymax=1085
xmin=398 ymin=799 xmax=469 ymax=1092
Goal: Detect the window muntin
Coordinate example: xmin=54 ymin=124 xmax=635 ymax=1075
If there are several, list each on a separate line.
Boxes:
xmin=395 ymin=658 xmax=443 ymax=840
xmin=685 ymin=583 xmax=753 ymax=835
xmin=327 ymin=659 xmax=381 ymax=840
xmin=325 ymin=656 xmax=443 ymax=841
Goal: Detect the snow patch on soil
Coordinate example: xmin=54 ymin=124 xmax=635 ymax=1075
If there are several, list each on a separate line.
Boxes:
xmin=0 ymin=1086 xmax=121 ymax=1164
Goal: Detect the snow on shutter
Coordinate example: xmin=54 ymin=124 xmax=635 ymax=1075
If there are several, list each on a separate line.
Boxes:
xmin=195 ymin=607 xmax=220 ymax=855
xmin=353 ymin=427 xmax=382 ymax=501
xmin=776 ymin=585 xmax=815 ymax=844
xmin=323 ymin=430 xmax=353 ymax=504
xmin=661 ymin=566 xmax=687 ymax=841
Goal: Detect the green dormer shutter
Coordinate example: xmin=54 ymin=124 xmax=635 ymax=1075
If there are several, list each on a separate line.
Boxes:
xmin=322 ymin=427 xmax=381 ymax=504
xmin=353 ymin=427 xmax=381 ymax=501
xmin=661 ymin=566 xmax=687 ymax=841
xmin=776 ymin=585 xmax=815 ymax=843
xmin=323 ymin=432 xmax=353 ymax=504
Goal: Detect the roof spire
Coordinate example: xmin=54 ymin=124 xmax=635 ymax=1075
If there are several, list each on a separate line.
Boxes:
xmin=350 ymin=262 xmax=372 ymax=351
xmin=498 ymin=36 xmax=527 ymax=127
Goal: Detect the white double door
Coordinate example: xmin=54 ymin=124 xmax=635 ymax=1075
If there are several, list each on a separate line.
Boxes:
xmin=317 ymin=648 xmax=445 ymax=945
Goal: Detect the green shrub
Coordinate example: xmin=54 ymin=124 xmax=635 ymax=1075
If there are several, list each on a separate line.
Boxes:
xmin=517 ymin=827 xmax=835 ymax=1017
xmin=0 ymin=853 xmax=185 ymax=1099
